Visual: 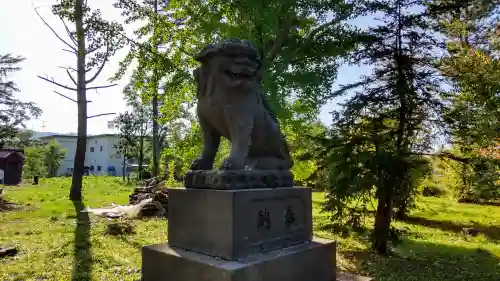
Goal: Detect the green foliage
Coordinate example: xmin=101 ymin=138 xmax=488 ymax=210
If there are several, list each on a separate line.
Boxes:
xmin=2 ymin=129 xmax=42 ymax=149
xmin=161 ymin=120 xmax=201 ymax=173
xmin=115 ymin=0 xmax=363 ymax=120
xmin=23 ymin=140 xmax=67 ymax=178
xmin=0 ymin=54 xmax=41 ymax=148
xmin=285 ymin=121 xmax=328 ymax=185
xmin=3 ymin=178 xmax=500 ymax=280
xmin=421 ymin=183 xmax=449 ymax=198
xmin=430 ymin=0 xmax=500 ymax=202
xmin=23 ymin=146 xmax=47 ymax=178
xmin=112 ymin=0 xmax=365 ymax=173
xmin=44 ymin=140 xmax=67 ymax=178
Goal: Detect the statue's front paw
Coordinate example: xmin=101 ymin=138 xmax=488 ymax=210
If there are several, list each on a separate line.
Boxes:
xmin=220 ymin=157 xmax=245 ymax=170
xmin=190 ymin=157 xmax=212 ymax=170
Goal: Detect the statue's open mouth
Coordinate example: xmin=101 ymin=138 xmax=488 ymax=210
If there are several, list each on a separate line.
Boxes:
xmin=224 ymin=69 xmax=254 ymax=79
xmin=224 ymin=57 xmax=258 ymax=79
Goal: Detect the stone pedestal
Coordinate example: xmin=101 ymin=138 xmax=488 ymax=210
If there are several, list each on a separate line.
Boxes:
xmin=142 ymin=185 xmax=336 ymax=281
xmin=142 ymin=237 xmax=336 ymax=281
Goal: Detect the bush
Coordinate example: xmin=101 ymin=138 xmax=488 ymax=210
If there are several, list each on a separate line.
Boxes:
xmin=421 ymin=184 xmax=448 ymax=197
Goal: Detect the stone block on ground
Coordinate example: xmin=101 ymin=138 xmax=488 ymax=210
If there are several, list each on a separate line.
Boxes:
xmin=142 ymin=238 xmax=336 ymax=281
xmin=168 ymin=187 xmax=312 ymax=260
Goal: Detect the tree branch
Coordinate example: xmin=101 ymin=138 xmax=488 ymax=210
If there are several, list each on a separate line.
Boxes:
xmin=62 ymin=48 xmax=77 ymax=55
xmin=58 ymin=15 xmax=77 ymax=46
xmin=87 ymin=113 xmax=116 ymax=119
xmin=32 ymin=3 xmax=76 ymax=52
xmin=53 ymin=91 xmax=76 ymax=103
xmin=407 ymin=152 xmax=471 ymax=164
xmin=86 ymin=42 xmax=109 ymax=84
xmin=86 ymin=84 xmax=118 ymax=90
xmin=264 ymin=19 xmax=293 ymax=64
xmin=58 ymin=66 xmax=77 ymax=72
xmin=66 ymin=70 xmax=77 ymax=86
xmin=37 ymin=75 xmax=77 ymax=91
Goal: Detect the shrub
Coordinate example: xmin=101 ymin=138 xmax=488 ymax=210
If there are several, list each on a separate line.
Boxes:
xmin=421 ymin=184 xmax=448 ymax=197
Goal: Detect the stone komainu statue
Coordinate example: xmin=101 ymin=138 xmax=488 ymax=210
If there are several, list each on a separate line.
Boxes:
xmin=190 ymin=38 xmax=293 ymax=171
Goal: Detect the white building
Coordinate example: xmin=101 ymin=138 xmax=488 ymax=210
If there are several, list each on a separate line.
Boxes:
xmin=40 ymin=134 xmax=128 ymax=177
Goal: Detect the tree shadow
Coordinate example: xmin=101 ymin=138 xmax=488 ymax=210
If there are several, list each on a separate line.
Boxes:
xmin=116 ymin=235 xmax=144 ymax=250
xmin=71 ymin=201 xmax=92 ymax=281
xmin=359 ymin=240 xmax=500 ymax=281
xmin=402 ymin=216 xmax=500 ymax=241
xmin=0 ymin=197 xmax=19 ymax=212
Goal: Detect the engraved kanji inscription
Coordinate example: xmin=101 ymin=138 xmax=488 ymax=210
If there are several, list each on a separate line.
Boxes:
xmin=284 ymin=205 xmax=296 ymax=227
xmin=257 ymin=208 xmax=271 ymax=230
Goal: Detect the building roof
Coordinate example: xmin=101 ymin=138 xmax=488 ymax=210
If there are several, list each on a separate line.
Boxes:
xmin=0 ymin=149 xmax=26 ymax=160
xmin=40 ymin=133 xmax=119 ymax=139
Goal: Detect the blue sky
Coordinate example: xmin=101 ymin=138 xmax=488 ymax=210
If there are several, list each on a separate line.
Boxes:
xmin=0 ymin=0 xmax=375 ymax=134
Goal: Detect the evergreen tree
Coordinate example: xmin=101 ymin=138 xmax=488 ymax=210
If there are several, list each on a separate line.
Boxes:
xmin=0 ymin=54 xmax=41 ymax=148
xmin=308 ymin=0 xmax=443 ymax=255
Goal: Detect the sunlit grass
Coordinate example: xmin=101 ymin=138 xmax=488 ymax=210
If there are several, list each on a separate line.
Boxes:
xmin=1 ymin=177 xmax=499 ymax=280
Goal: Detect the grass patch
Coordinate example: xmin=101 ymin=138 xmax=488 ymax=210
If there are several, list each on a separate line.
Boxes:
xmin=0 ymin=177 xmax=499 ymax=280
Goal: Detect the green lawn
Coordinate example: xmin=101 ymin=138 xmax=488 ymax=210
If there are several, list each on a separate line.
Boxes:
xmin=1 ymin=177 xmax=499 ymax=281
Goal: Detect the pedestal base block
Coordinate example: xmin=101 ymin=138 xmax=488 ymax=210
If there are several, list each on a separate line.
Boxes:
xmin=142 ymin=237 xmax=336 ymax=281
xmin=168 ymin=187 xmax=313 ymax=260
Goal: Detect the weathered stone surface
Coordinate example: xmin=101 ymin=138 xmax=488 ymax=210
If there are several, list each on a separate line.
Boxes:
xmin=168 ymin=187 xmax=312 ymax=260
xmin=184 ymin=169 xmax=294 ymax=190
xmin=189 ymin=38 xmax=293 ymax=172
xmin=142 ymin=238 xmax=336 ymax=281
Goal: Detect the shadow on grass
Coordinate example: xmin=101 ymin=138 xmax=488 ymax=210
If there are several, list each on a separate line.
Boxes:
xmin=357 ymin=240 xmax=500 ymax=281
xmin=402 ymin=216 xmax=500 ymax=241
xmin=116 ymin=235 xmax=144 ymax=250
xmin=0 ymin=197 xmax=19 ymax=211
xmin=72 ymin=201 xmax=92 ymax=281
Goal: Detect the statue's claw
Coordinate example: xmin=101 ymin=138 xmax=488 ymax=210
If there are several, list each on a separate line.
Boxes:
xmin=220 ymin=158 xmax=245 ymax=170
xmin=190 ymin=157 xmax=212 ymax=170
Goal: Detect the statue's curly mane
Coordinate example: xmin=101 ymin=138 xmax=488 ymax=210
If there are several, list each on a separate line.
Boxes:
xmin=194 ymin=38 xmax=279 ymax=124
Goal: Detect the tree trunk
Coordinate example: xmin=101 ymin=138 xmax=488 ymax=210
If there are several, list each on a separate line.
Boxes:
xmin=152 ymin=92 xmax=159 ymax=177
xmin=394 ymin=204 xmax=407 ymax=220
xmin=139 ymin=134 xmax=144 ymax=180
xmin=69 ymin=0 xmax=87 ymax=201
xmin=122 ymin=148 xmax=126 ymax=182
xmin=372 ymin=186 xmax=393 ymax=255
xmin=151 ymin=0 xmax=160 ymax=178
